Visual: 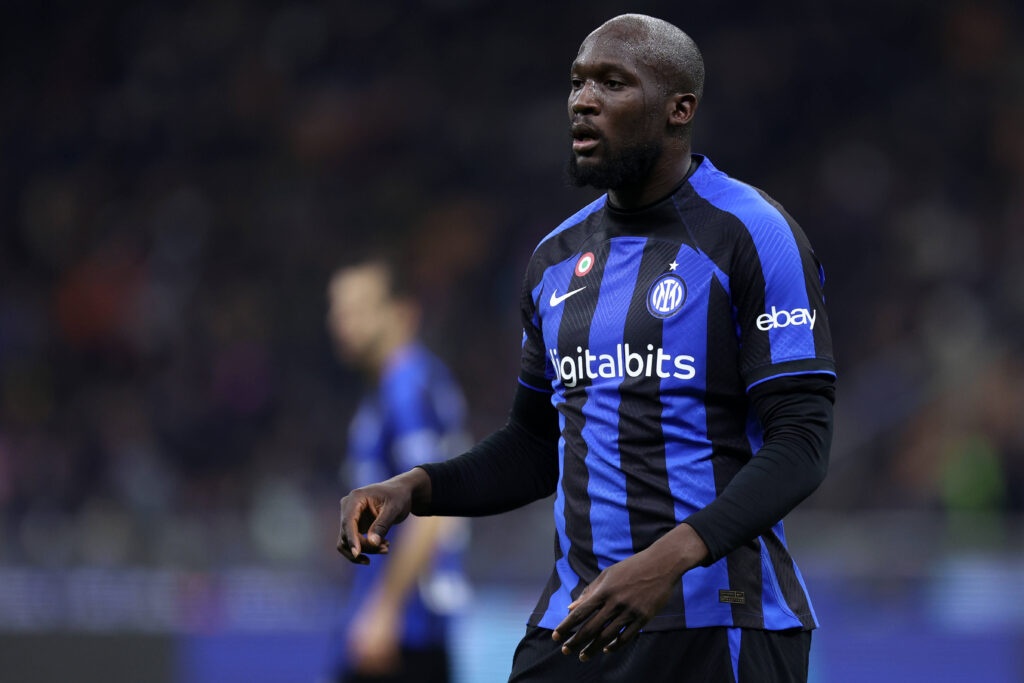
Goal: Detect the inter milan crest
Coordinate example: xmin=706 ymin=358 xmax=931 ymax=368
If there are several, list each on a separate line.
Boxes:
xmin=575 ymin=252 xmax=595 ymax=277
xmin=647 ymin=273 xmax=687 ymax=318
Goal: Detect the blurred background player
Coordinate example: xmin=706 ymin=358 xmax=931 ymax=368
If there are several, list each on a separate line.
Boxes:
xmin=326 ymin=257 xmax=470 ymax=683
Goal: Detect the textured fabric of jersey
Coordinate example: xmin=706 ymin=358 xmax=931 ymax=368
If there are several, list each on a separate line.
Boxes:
xmin=336 ymin=343 xmax=470 ymax=669
xmin=519 ymin=156 xmax=835 ymax=632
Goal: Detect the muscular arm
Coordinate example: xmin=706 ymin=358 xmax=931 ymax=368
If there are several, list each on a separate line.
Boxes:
xmin=415 ymin=382 xmax=560 ymax=516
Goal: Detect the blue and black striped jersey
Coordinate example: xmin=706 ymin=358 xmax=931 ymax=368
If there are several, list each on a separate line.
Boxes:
xmin=520 ymin=156 xmax=835 ymax=632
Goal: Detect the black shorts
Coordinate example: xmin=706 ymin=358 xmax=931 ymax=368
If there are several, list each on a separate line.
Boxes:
xmin=508 ymin=625 xmax=811 ymax=683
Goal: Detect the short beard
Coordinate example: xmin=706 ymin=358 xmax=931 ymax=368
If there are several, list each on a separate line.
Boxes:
xmin=566 ymin=139 xmax=663 ymax=190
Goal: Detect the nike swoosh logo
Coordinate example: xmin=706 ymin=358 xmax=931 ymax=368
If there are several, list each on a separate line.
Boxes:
xmin=549 ymin=287 xmax=587 ymax=306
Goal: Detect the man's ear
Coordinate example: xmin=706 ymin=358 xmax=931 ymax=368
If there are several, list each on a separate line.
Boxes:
xmin=667 ymin=93 xmax=698 ymax=129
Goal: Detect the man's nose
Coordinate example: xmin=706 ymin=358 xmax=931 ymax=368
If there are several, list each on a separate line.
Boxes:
xmin=571 ymin=81 xmax=599 ymax=114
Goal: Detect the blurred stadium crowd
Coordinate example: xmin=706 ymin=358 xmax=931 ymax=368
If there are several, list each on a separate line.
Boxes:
xmin=0 ymin=0 xmax=1022 ymax=581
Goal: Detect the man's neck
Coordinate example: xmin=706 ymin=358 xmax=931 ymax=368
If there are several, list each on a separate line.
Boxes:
xmin=607 ymin=151 xmax=693 ymax=210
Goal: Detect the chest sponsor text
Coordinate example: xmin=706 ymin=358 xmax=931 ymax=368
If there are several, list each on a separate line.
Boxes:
xmin=549 ymin=343 xmax=696 ymax=387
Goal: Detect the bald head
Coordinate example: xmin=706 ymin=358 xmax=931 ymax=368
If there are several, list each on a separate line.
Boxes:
xmin=586 ymin=14 xmax=705 ymax=101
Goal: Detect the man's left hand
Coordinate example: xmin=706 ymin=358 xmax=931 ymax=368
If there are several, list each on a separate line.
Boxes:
xmin=551 ymin=523 xmax=707 ymax=660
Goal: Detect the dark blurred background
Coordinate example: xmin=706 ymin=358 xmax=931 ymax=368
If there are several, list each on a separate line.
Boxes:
xmin=1 ymin=1 xmax=1022 ymax=681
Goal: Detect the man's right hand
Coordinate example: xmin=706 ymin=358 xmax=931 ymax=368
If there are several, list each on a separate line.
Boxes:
xmin=336 ymin=467 xmax=432 ymax=565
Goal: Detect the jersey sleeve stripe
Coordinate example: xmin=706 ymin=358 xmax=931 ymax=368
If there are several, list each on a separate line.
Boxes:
xmin=518 ymin=375 xmax=553 ymax=394
xmin=744 ymin=361 xmax=837 ymax=391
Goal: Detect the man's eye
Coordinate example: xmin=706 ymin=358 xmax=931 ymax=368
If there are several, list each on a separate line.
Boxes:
xmin=605 ymin=80 xmax=624 ymax=89
xmin=570 ymin=78 xmax=584 ymax=89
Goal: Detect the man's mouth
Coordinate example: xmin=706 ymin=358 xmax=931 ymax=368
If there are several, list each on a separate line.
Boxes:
xmin=571 ymin=124 xmax=600 ymax=153
xmin=573 ymin=137 xmax=599 ymax=153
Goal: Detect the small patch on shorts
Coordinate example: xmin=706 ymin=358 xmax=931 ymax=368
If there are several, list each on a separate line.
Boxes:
xmin=719 ymin=589 xmax=746 ymax=605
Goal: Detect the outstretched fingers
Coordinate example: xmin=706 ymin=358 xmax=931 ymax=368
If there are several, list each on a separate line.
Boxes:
xmin=579 ymin=612 xmax=633 ymax=661
xmin=551 ymin=597 xmax=599 ymax=645
xmin=602 ymin=619 xmax=643 ymax=653
xmin=560 ymin=603 xmax=622 ymax=659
